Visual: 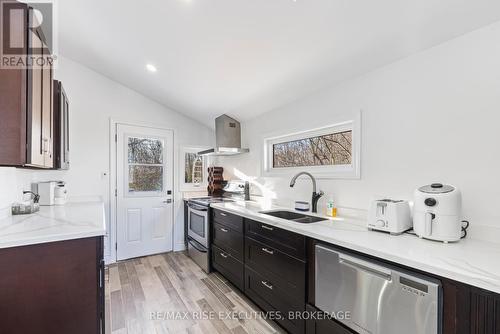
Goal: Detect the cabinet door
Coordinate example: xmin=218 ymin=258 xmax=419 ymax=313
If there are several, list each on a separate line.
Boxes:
xmin=213 ymin=209 xmax=244 ymax=232
xmin=305 ymin=304 xmax=354 ymax=334
xmin=0 ymin=237 xmax=103 ymax=334
xmin=212 ymin=245 xmax=244 ymax=291
xmin=41 ymin=45 xmax=53 ymax=167
xmin=245 ymin=219 xmax=306 ymax=260
xmin=62 ymin=86 xmax=70 ymax=168
xmin=27 ymin=16 xmax=44 ymax=167
xmin=213 ymin=222 xmax=244 ymax=260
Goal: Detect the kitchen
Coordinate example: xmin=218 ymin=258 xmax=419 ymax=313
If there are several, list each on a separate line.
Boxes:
xmin=0 ymin=0 xmax=499 ymax=334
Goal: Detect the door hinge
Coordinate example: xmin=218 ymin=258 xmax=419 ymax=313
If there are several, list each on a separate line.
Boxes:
xmin=115 ymin=189 xmax=117 ymax=197
xmin=115 ymin=243 xmax=117 ymax=251
xmin=115 ymin=134 xmax=117 ymax=142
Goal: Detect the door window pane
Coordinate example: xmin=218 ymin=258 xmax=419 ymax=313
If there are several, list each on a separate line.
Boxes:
xmin=128 ymin=165 xmax=163 ymax=192
xmin=128 ymin=137 xmax=163 ymax=164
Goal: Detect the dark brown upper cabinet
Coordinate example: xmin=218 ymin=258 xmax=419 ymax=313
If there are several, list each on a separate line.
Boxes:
xmin=0 ymin=2 xmax=54 ymax=168
xmin=53 ymin=80 xmax=70 ymax=170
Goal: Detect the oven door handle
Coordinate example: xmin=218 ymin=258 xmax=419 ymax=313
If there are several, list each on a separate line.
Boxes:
xmin=188 ymin=239 xmax=207 ymax=253
xmin=188 ymin=203 xmax=208 ymax=212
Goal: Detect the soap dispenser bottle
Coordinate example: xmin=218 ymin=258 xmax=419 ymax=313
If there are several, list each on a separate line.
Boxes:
xmin=326 ymin=197 xmax=337 ymax=217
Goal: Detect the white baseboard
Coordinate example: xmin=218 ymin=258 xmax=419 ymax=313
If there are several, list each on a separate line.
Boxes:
xmin=104 ymin=243 xmax=186 ymax=265
xmin=104 ymin=255 xmax=116 ymax=265
xmin=174 ymin=241 xmax=186 ymax=252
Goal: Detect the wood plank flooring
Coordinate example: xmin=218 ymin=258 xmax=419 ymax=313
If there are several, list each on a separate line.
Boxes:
xmin=105 ymin=251 xmax=285 ymax=334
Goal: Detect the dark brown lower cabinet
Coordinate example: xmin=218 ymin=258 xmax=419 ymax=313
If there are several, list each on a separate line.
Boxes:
xmin=212 ymin=244 xmax=245 ymax=291
xmin=443 ymin=278 xmax=500 ymax=334
xmin=211 ymin=213 xmax=500 ymax=334
xmin=245 ymin=266 xmax=305 ymax=334
xmin=305 ymin=304 xmax=354 ymax=334
xmin=469 ymin=288 xmax=500 ymax=333
xmin=0 ymin=236 xmax=105 ymax=334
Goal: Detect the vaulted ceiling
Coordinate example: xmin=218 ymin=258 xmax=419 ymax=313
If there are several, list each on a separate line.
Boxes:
xmin=59 ymin=0 xmax=500 ymax=126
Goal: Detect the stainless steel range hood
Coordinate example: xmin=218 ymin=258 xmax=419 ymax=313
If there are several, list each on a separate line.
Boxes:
xmin=198 ymin=114 xmax=249 ymax=156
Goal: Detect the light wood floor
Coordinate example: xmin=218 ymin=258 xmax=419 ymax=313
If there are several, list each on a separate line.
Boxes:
xmin=105 ymin=251 xmax=285 ymax=334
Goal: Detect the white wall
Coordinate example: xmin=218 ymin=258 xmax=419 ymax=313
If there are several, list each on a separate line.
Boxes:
xmin=0 ymin=56 xmax=214 ymax=261
xmin=219 ymin=21 xmax=500 ymax=240
xmin=0 ymin=168 xmax=36 ymax=219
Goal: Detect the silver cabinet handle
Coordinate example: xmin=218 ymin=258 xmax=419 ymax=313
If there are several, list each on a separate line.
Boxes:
xmin=261 ymin=225 xmax=274 ymax=231
xmin=220 ymin=228 xmax=228 ymax=233
xmin=261 ymin=281 xmax=273 ymax=290
xmin=262 ymin=248 xmax=274 ymax=255
xmin=220 ymin=212 xmax=227 ymax=217
xmin=220 ymin=252 xmax=228 ymax=258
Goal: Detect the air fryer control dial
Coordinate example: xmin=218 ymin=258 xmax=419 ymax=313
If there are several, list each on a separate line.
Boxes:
xmin=424 ymin=198 xmax=437 ymax=207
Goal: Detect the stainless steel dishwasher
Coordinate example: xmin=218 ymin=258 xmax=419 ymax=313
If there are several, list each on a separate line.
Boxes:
xmin=315 ymin=244 xmax=442 ymax=334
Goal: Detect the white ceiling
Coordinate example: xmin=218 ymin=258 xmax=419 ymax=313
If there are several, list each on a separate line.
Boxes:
xmin=59 ymin=0 xmax=500 ymax=126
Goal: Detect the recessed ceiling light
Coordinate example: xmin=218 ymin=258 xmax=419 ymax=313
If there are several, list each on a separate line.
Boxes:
xmin=146 ymin=64 xmax=157 ymax=73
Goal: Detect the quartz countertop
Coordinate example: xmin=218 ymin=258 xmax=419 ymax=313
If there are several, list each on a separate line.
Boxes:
xmin=0 ymin=199 xmax=106 ymax=249
xmin=182 ymin=191 xmax=209 ymax=200
xmin=211 ymin=200 xmax=500 ymax=294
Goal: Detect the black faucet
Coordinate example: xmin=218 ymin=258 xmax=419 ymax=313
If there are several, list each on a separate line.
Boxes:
xmin=289 ymin=172 xmax=324 ymax=213
xmin=244 ymin=181 xmax=250 ymax=201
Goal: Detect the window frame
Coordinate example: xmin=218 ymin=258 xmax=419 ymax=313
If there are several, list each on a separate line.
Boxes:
xmin=262 ymin=113 xmax=361 ymax=179
xmin=179 ymin=146 xmax=209 ymax=191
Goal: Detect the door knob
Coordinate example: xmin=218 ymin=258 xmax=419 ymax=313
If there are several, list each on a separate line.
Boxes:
xmin=163 ymin=199 xmax=172 ymax=204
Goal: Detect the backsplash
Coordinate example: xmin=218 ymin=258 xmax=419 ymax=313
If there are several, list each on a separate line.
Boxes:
xmin=0 ymin=167 xmax=35 ymax=219
xmin=0 ymin=167 xmax=67 ymax=219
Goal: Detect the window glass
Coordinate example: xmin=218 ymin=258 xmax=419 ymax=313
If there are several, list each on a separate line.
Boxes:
xmin=128 ymin=166 xmax=163 ymax=192
xmin=127 ymin=136 xmax=164 ymax=193
xmin=189 ymin=211 xmax=205 ymax=238
xmin=184 ymin=152 xmax=203 ymax=185
xmin=273 ymin=130 xmax=352 ymax=168
xmin=128 ymin=137 xmax=163 ymax=164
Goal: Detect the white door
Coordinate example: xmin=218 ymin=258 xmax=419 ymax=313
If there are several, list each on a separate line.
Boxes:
xmin=116 ymin=124 xmax=174 ymax=260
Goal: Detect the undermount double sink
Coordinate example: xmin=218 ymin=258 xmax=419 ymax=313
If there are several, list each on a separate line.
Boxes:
xmin=260 ymin=210 xmax=327 ymax=224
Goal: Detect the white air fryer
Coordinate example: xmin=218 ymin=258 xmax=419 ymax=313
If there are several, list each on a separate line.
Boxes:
xmin=413 ymin=183 xmax=462 ymax=243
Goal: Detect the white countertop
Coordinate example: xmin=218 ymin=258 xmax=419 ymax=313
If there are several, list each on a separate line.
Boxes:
xmin=0 ymin=200 xmax=106 ymax=249
xmin=211 ymin=200 xmax=500 ymax=294
xmin=182 ymin=191 xmax=209 ymax=200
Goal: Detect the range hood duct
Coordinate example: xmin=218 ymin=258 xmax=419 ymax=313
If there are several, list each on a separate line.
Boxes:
xmin=198 ymin=114 xmax=249 ymax=156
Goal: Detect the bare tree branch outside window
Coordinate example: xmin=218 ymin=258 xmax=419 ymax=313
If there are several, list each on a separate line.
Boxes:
xmin=273 ymin=131 xmax=352 ymax=168
xmin=185 ymin=152 xmax=204 ymax=184
xmin=128 ymin=137 xmax=164 ymax=192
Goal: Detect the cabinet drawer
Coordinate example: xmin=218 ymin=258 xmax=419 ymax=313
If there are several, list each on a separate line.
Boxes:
xmin=212 ymin=245 xmax=244 ymax=291
xmin=245 ymin=266 xmax=305 ymax=334
xmin=305 ymin=304 xmax=354 ymax=334
xmin=213 ymin=222 xmax=244 ymax=261
xmin=213 ymin=209 xmax=244 ymax=233
xmin=245 ymin=237 xmax=306 ymax=297
xmin=245 ymin=219 xmax=306 ymax=260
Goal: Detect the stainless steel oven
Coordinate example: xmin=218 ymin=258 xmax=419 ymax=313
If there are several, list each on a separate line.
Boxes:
xmin=187 ymin=202 xmax=209 ymax=247
xmin=186 ymin=196 xmax=236 ymax=273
